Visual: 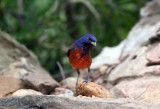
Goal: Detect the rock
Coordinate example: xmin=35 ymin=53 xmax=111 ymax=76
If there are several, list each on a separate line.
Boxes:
xmin=146 ymin=46 xmax=160 ymax=62
xmin=57 ymin=91 xmax=73 ymax=97
xmin=0 ymin=30 xmax=60 ymax=94
xmin=0 ymin=58 xmax=60 ymax=94
xmin=51 ymin=87 xmax=72 ymax=95
xmin=0 ymin=58 xmax=30 ymax=79
xmin=140 ymin=0 xmax=160 ymax=17
xmin=91 ymin=41 xmax=124 ymax=69
xmin=0 ymin=95 xmax=156 ymax=109
xmin=99 ymin=65 xmax=108 ymax=73
xmin=76 ymin=82 xmax=112 ymax=98
xmin=110 ymin=87 xmax=126 ymax=98
xmin=23 ymin=71 xmax=59 ymax=94
xmin=111 ymin=76 xmax=160 ymax=105
xmin=60 ymin=77 xmax=83 ymax=91
xmin=91 ymin=0 xmax=160 ymax=69
xmin=108 ymin=43 xmax=160 ymax=82
xmin=0 ymin=75 xmax=23 ymax=97
xmin=0 ymin=30 xmax=44 ymax=73
xmin=108 ymin=46 xmax=147 ymax=82
xmin=12 ymin=89 xmax=43 ymax=97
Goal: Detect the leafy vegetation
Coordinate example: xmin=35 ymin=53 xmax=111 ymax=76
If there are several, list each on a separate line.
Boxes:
xmin=0 ymin=0 xmax=149 ymax=80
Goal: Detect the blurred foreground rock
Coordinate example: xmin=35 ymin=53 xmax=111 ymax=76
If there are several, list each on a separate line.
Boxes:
xmin=0 ymin=95 xmax=157 ymax=109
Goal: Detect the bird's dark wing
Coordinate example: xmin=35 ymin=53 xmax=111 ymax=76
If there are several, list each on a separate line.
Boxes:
xmin=67 ymin=48 xmax=71 ymax=57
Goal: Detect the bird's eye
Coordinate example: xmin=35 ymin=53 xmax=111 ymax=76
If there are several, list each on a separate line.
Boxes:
xmin=88 ymin=37 xmax=91 ymax=41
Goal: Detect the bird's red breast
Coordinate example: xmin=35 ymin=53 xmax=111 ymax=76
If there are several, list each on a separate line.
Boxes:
xmin=68 ymin=47 xmax=92 ymax=70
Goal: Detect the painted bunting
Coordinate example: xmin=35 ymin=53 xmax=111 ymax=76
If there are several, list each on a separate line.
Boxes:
xmin=67 ymin=34 xmax=97 ymax=93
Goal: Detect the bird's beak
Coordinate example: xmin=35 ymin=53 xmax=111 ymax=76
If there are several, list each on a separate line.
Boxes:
xmin=90 ymin=41 xmax=96 ymax=46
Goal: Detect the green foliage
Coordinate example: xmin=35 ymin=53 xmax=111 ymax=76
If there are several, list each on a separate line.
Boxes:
xmin=0 ymin=0 xmax=149 ymax=80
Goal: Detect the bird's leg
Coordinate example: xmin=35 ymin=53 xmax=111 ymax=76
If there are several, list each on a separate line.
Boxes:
xmin=86 ymin=67 xmax=90 ymax=82
xmin=75 ymin=69 xmax=80 ymax=94
xmin=83 ymin=67 xmax=90 ymax=86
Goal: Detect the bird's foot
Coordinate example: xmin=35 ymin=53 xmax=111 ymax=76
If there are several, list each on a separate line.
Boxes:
xmin=83 ymin=80 xmax=89 ymax=87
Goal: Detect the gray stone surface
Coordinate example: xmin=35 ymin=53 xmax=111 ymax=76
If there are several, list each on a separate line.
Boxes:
xmin=0 ymin=95 xmax=157 ymax=109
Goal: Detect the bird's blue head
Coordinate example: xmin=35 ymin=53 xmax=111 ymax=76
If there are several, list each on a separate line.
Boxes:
xmin=75 ymin=34 xmax=97 ymax=47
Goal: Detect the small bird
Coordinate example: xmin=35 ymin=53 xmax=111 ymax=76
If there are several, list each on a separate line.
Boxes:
xmin=67 ymin=34 xmax=97 ymax=93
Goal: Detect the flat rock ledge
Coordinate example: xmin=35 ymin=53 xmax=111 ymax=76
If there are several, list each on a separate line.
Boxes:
xmin=0 ymin=95 xmax=158 ymax=109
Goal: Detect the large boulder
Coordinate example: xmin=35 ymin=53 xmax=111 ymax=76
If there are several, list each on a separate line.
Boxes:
xmin=0 ymin=30 xmax=59 ymax=94
xmin=0 ymin=30 xmax=42 ymax=71
xmin=108 ymin=35 xmax=160 ymax=105
xmin=91 ymin=0 xmax=160 ymax=69
xmin=89 ymin=0 xmax=160 ymax=106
